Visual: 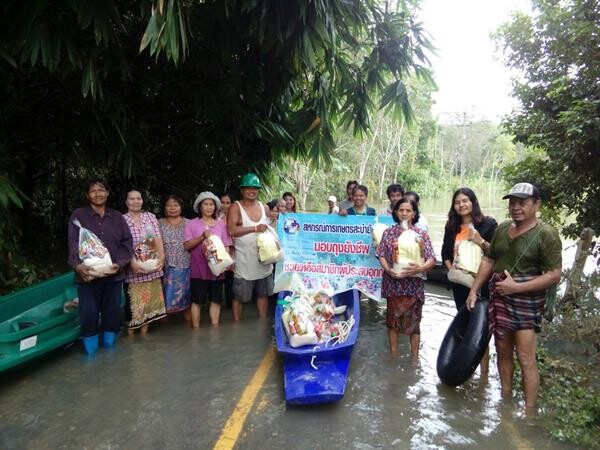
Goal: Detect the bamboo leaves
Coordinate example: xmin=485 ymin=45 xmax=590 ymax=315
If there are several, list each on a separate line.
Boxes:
xmin=139 ymin=0 xmax=188 ymax=64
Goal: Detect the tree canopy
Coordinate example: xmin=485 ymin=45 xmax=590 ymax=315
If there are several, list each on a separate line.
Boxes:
xmin=495 ymin=0 xmax=600 ymax=236
xmin=0 ymin=0 xmax=434 ymax=292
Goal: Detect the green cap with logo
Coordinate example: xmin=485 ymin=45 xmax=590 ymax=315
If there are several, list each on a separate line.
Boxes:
xmin=239 ymin=173 xmax=262 ymax=188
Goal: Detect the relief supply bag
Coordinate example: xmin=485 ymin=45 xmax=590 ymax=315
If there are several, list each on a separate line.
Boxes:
xmin=73 ymin=219 xmax=113 ymax=276
xmin=455 ymin=240 xmax=483 ymax=275
xmin=257 ymin=225 xmax=283 ymax=264
xmin=372 ymin=222 xmax=389 ymax=249
xmin=281 ymin=295 xmax=319 ymax=348
xmin=393 ymin=221 xmax=424 ymax=274
xmin=132 ymin=224 xmax=160 ymax=272
xmin=205 ymin=234 xmax=234 ymax=276
xmin=447 ymin=268 xmax=475 ymax=288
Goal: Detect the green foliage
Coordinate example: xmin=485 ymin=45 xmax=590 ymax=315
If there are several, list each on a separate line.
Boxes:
xmin=0 ymin=0 xmax=435 ymax=291
xmin=495 ymin=0 xmax=600 ymax=238
xmin=536 ymin=345 xmax=600 ymax=448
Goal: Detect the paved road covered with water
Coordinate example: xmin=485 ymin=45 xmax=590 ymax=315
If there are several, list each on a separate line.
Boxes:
xmin=0 ymin=283 xmax=575 ymax=449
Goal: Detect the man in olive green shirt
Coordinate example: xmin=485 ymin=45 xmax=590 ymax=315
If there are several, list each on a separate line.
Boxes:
xmin=467 ymin=183 xmax=561 ymax=415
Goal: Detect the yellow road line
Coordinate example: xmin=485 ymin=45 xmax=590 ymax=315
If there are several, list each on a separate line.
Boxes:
xmin=213 ymin=346 xmax=276 ymax=450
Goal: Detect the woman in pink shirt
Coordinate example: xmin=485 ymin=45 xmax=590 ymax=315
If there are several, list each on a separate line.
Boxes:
xmin=184 ymin=192 xmax=232 ymax=327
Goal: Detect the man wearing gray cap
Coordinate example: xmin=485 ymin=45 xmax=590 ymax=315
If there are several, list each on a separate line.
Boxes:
xmin=467 ymin=182 xmax=562 ymax=414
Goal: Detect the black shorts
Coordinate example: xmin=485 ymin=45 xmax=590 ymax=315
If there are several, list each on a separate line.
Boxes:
xmin=190 ymin=279 xmax=224 ymax=305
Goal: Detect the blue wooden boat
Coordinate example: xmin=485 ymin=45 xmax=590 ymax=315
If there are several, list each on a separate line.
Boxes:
xmin=275 ymin=289 xmax=360 ymax=404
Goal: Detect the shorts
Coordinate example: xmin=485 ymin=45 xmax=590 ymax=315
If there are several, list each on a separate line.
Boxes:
xmin=190 ymin=278 xmax=224 ymax=305
xmin=233 ymin=275 xmax=274 ymax=303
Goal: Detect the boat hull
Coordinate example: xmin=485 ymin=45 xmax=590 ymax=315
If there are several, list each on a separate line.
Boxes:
xmin=275 ymin=289 xmax=360 ymax=404
xmin=0 ymin=272 xmax=81 ymax=373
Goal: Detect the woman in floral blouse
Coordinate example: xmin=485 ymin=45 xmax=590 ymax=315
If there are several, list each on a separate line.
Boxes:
xmin=124 ymin=189 xmax=166 ymax=335
xmin=159 ymin=195 xmax=191 ymax=315
xmin=376 ymin=197 xmax=436 ymax=358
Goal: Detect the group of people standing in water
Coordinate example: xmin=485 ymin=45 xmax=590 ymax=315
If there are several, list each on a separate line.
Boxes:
xmin=68 ymin=174 xmax=560 ymax=414
xmin=372 ymin=180 xmax=560 ymax=415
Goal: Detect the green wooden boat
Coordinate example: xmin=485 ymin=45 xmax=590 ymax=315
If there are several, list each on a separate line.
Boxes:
xmin=0 ymin=272 xmax=81 ymax=373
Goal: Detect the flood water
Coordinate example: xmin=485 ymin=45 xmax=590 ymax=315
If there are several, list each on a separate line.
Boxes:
xmin=0 ymin=285 xmax=578 ymax=449
xmin=0 ymin=192 xmax=589 ymax=449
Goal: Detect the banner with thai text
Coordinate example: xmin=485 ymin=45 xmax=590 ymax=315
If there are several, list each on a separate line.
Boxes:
xmin=274 ymin=213 xmax=394 ymax=300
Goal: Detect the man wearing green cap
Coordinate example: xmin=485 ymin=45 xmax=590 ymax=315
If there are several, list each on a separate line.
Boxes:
xmin=227 ymin=173 xmax=273 ymax=320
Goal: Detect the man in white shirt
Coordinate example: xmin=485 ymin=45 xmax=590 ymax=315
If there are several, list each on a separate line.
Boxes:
xmin=327 ymin=195 xmax=339 ymax=214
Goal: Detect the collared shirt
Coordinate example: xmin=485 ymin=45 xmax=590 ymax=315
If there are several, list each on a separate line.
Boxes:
xmin=68 ymin=206 xmax=133 ymax=282
xmin=347 ymin=206 xmax=376 ymax=216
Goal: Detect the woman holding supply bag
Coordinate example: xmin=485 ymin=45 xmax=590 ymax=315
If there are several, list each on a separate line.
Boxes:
xmin=376 ymin=197 xmax=436 ymax=359
xmin=441 ymin=188 xmax=497 ymax=375
xmin=442 ymin=188 xmax=497 ymax=309
xmin=185 ymin=192 xmax=233 ymax=327
xmin=123 ymin=189 xmax=166 ymax=335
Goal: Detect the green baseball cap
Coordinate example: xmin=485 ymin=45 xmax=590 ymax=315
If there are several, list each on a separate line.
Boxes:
xmin=239 ymin=173 xmax=262 ymax=188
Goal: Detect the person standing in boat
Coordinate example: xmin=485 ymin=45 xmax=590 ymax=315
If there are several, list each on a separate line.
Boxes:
xmin=159 ymin=195 xmax=191 ymax=316
xmin=467 ymin=183 xmax=561 ymax=414
xmin=185 ymin=192 xmax=232 ymax=327
xmin=376 ymin=197 xmax=436 ymax=358
xmin=67 ymin=179 xmax=133 ymax=354
xmin=442 ymin=187 xmax=497 ymax=374
xmin=227 ymin=173 xmax=273 ymax=320
xmin=123 ymin=189 xmax=167 ymax=335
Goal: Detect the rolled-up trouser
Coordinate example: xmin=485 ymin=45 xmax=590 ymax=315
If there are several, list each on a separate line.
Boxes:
xmin=77 ymin=278 xmax=123 ymax=337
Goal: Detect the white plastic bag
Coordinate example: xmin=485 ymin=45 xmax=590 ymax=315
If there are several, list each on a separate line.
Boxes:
xmin=131 ymin=224 xmax=160 ymax=273
xmin=455 ymin=240 xmax=483 ymax=275
xmin=393 ymin=221 xmax=424 ymax=274
xmin=372 ymin=222 xmax=389 ymax=248
xmin=73 ymin=219 xmax=114 ymax=276
xmin=205 ymin=235 xmax=234 ymax=276
xmin=257 ymin=225 xmax=283 ymax=264
xmin=282 ymin=295 xmax=319 ymax=348
xmin=447 ymin=268 xmax=475 ymax=288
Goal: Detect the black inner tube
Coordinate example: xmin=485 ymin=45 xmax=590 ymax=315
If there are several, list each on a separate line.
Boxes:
xmin=436 ymin=299 xmax=491 ymax=386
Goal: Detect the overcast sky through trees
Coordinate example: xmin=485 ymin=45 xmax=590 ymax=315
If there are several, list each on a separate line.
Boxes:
xmin=419 ymin=0 xmax=527 ymax=124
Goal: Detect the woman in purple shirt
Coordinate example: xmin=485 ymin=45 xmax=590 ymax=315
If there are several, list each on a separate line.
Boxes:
xmin=184 ymin=192 xmax=233 ymax=327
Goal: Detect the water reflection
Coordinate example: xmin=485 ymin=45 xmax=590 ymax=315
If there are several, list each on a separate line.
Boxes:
xmin=350 ymin=283 xmax=574 ymax=449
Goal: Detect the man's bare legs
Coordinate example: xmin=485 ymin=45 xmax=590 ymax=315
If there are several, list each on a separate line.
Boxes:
xmin=515 ymin=329 xmax=539 ymax=413
xmin=496 ymin=329 xmax=539 ymax=414
xmin=232 ymin=300 xmax=242 ymax=321
xmin=495 ymin=332 xmax=516 ymax=398
xmin=256 ymin=296 xmax=268 ymax=318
